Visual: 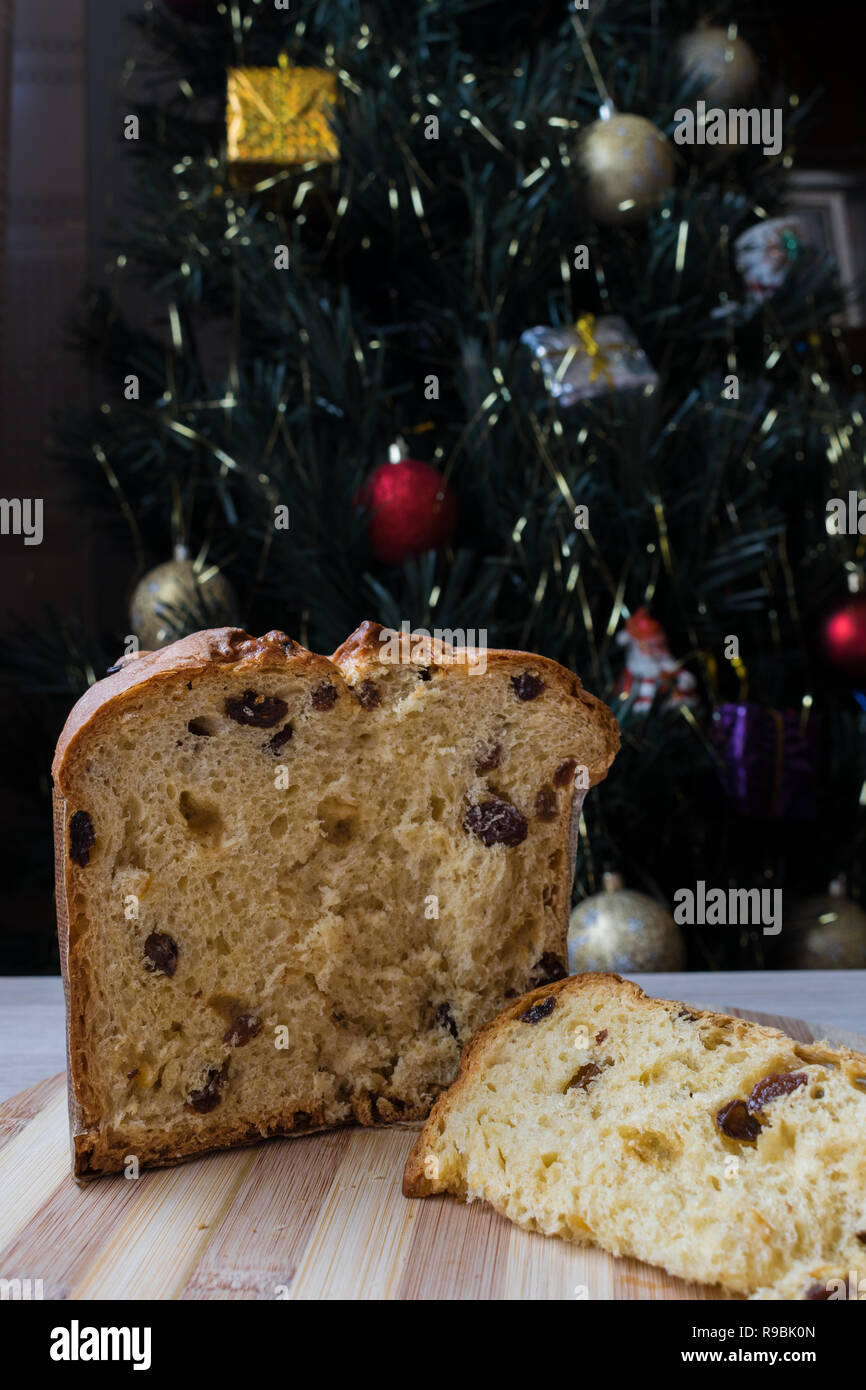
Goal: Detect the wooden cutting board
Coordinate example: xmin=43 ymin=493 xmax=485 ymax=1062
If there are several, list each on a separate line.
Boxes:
xmin=1 ymin=1006 xmax=862 ymax=1300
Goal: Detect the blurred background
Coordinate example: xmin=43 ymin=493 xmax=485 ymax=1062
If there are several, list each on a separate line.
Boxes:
xmin=1 ymin=0 xmax=866 ymax=974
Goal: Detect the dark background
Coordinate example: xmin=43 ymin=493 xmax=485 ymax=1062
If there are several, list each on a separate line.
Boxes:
xmin=0 ymin=0 xmax=865 ymax=971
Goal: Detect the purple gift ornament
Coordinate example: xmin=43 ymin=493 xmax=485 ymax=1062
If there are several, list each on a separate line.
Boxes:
xmin=709 ymin=703 xmax=819 ymax=820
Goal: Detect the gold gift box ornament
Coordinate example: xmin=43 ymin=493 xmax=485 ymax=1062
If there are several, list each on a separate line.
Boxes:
xmin=226 ymin=57 xmax=339 ymax=175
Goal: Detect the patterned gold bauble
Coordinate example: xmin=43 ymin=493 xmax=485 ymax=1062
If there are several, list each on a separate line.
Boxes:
xmin=782 ymin=878 xmax=866 ymax=969
xmin=678 ymin=27 xmax=758 ymax=106
xmin=568 ymin=872 xmax=686 ymax=974
xmin=580 ymin=113 xmax=675 ymax=225
xmin=129 ymin=548 xmax=239 ymax=649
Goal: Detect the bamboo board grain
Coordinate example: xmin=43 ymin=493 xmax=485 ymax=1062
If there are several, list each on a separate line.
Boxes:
xmin=0 ymin=1006 xmax=862 ymax=1301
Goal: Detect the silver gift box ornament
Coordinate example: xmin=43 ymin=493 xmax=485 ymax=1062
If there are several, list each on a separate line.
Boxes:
xmin=522 ymin=314 xmax=658 ymax=407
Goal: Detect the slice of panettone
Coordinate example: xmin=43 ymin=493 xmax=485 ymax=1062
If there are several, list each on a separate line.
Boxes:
xmin=403 ymin=972 xmax=866 ymax=1300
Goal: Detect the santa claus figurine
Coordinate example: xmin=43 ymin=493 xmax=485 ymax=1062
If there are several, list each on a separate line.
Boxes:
xmin=615 ymin=608 xmax=698 ymax=712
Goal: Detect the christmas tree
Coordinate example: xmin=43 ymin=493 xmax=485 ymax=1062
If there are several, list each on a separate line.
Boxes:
xmin=6 ymin=0 xmax=866 ymax=971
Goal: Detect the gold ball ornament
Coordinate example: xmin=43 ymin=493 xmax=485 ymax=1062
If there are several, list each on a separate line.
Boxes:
xmin=677 ymin=27 xmax=759 ymax=106
xmin=129 ymin=547 xmax=240 ymax=649
xmin=580 ymin=113 xmax=675 ymax=225
xmin=568 ymin=872 xmax=686 ymax=974
xmin=782 ymin=878 xmax=866 ymax=969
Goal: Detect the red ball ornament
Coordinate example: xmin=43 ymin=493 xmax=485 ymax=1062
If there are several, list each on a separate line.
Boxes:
xmin=820 ymin=593 xmax=866 ymax=682
xmin=357 ymin=456 xmax=457 ymax=566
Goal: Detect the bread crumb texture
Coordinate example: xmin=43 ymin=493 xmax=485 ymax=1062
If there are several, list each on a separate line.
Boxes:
xmin=403 ymin=973 xmax=866 ymax=1300
xmin=53 ymin=624 xmax=618 ymax=1174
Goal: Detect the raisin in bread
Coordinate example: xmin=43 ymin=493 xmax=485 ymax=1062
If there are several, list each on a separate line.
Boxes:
xmin=52 ymin=623 xmax=619 ymax=1175
xmin=403 ymin=973 xmax=866 ymax=1300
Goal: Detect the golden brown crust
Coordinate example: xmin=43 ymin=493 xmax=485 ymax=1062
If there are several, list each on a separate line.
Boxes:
xmin=53 ymin=622 xmax=619 ymax=1177
xmin=71 ymin=1103 xmax=426 ymax=1177
xmin=329 ymin=618 xmax=386 ymax=668
xmin=401 ymin=972 xmax=866 ymax=1198
xmin=53 ymin=786 xmax=86 ymax=1174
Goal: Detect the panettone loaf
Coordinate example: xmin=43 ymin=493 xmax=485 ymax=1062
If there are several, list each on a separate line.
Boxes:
xmin=403 ymin=973 xmax=866 ymax=1300
xmin=52 ymin=623 xmax=618 ymax=1175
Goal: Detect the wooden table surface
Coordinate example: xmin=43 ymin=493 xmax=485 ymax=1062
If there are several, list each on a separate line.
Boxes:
xmin=1 ymin=971 xmax=863 ymax=1102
